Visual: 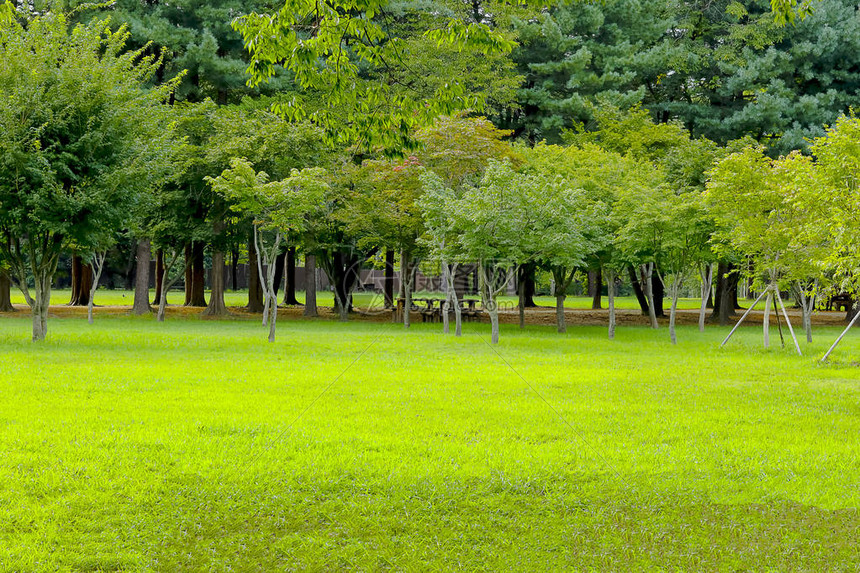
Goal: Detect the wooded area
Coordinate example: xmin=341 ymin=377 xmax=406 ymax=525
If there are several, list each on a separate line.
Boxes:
xmin=1 ymin=0 xmax=859 ymax=354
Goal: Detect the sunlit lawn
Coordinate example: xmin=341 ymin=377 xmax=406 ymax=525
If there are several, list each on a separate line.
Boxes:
xmin=11 ymin=288 xmax=706 ymax=311
xmin=1 ymin=316 xmax=859 ymax=570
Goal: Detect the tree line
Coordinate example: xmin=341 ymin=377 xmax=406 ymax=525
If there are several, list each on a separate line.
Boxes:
xmin=1 ymin=0 xmax=858 ymax=354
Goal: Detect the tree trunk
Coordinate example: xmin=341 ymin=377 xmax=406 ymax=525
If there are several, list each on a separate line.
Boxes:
xmin=628 ymin=265 xmax=649 ymax=315
xmin=31 ymin=268 xmax=52 ymax=341
xmin=520 ymin=264 xmax=538 ymax=307
xmin=266 ymin=251 xmax=279 ymax=343
xmin=246 ymin=232 xmax=264 ymax=313
xmin=401 ymin=250 xmax=413 ymax=329
xmin=202 ymin=250 xmax=228 ymax=316
xmin=606 ymin=268 xmax=617 ymax=339
xmin=152 ymin=249 xmax=165 ymax=306
xmin=652 ymin=273 xmax=665 ymax=318
xmin=489 ymin=307 xmax=500 ymax=344
xmin=68 ymin=254 xmax=93 ymax=306
xmin=669 ymin=277 xmax=681 ymax=345
xmin=304 ymin=255 xmax=318 ymax=317
xmin=184 ymin=242 xmax=193 ymax=306
xmin=518 ymin=275 xmax=526 ymax=330
xmin=699 ymin=264 xmax=713 ymax=332
xmin=188 ymin=242 xmax=207 ymax=307
xmin=284 ymin=247 xmax=301 ymax=305
xmin=272 ymin=251 xmax=286 ymax=296
xmin=641 ymin=264 xmax=659 ymax=329
xmin=0 ymin=270 xmax=14 ymax=312
xmin=713 ymin=262 xmax=739 ymax=326
xmin=230 ymin=248 xmax=239 ymax=291
xmin=556 ymin=294 xmax=566 ymax=334
xmin=87 ymin=253 xmax=106 ymax=325
xmin=384 ymin=249 xmax=395 ymax=309
xmin=443 ymin=263 xmax=462 ymax=337
xmin=589 ymin=269 xmax=602 ymax=310
xmin=132 ymin=239 xmax=152 ymax=315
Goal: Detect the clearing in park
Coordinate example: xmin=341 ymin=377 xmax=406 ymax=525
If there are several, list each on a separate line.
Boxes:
xmin=1 ymin=311 xmax=859 ymax=570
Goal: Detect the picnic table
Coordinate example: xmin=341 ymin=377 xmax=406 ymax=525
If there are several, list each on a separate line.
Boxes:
xmin=392 ymin=297 xmax=483 ymax=323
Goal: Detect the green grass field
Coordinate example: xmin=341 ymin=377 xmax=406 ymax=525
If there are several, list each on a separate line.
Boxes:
xmin=10 ymin=288 xmax=707 ymax=311
xmin=2 ymin=316 xmax=859 ymax=570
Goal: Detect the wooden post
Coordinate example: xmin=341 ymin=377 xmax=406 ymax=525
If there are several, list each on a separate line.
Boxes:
xmin=763 ymin=288 xmax=772 ymax=349
xmin=821 ymin=308 xmax=860 ymax=362
xmin=720 ymin=288 xmax=769 ymax=348
xmin=775 ymin=290 xmax=802 ymax=356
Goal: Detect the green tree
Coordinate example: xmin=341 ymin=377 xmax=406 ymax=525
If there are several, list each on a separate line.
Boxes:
xmin=447 ymin=160 xmax=541 ymax=344
xmin=707 ymin=146 xmax=813 ymax=353
xmin=208 ymin=158 xmax=327 ymax=341
xmin=416 ymin=115 xmax=516 ymax=336
xmin=233 ymin=0 xmax=542 ymax=155
xmin=0 ymin=9 xmax=175 ymax=340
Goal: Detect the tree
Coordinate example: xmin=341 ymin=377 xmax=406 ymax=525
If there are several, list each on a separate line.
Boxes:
xmin=415 ymin=115 xmax=517 ymax=335
xmin=61 ymin=0 xmax=292 ymax=104
xmin=233 ymin=0 xmax=538 ymax=156
xmin=0 ymin=9 xmax=175 ymax=340
xmin=447 ymin=160 xmax=540 ymax=344
xmin=208 ymin=158 xmax=326 ymax=341
xmin=522 ymin=141 xmax=663 ymax=337
xmin=707 ymin=146 xmax=811 ymax=353
xmin=344 ymin=157 xmax=425 ymax=328
xmin=810 ymin=115 xmax=860 ymax=360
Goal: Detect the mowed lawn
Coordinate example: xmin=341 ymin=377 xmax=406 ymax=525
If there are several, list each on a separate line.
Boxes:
xmin=9 ymin=288 xmax=707 ymax=311
xmin=1 ymin=316 xmax=859 ymax=571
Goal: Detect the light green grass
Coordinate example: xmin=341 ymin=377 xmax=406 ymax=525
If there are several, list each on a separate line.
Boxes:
xmin=1 ymin=316 xmax=859 ymax=570
xmin=11 ymin=288 xmax=705 ymax=311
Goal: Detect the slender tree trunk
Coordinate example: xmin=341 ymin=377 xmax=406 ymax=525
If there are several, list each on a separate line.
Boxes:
xmin=669 ymin=277 xmax=682 ymax=345
xmin=267 ymin=252 xmax=279 ymax=343
xmin=589 ymin=269 xmax=602 ymax=310
xmin=443 ymin=263 xmax=462 ymax=336
xmin=384 ymin=249 xmax=395 ymax=309
xmin=284 ymin=247 xmax=301 ymax=305
xmin=184 ymin=242 xmax=193 ymax=306
xmin=230 ymin=248 xmax=239 ymax=291
xmin=304 ymin=255 xmax=318 ymax=318
xmin=188 ymin=241 xmax=207 ymax=307
xmin=132 ymin=239 xmax=152 ymax=315
xmin=641 ymin=264 xmax=659 ymax=329
xmin=87 ymin=252 xmax=106 ymax=325
xmin=30 ymin=264 xmax=54 ymax=341
xmin=152 ymin=249 xmax=164 ymax=306
xmin=202 ymin=250 xmax=228 ymax=316
xmin=401 ymin=250 xmax=412 ymax=329
xmin=795 ymin=281 xmax=815 ymax=344
xmin=247 ymin=231 xmax=264 ymax=313
xmin=518 ymin=275 xmax=526 ymax=330
xmin=272 ymin=251 xmax=286 ymax=296
xmin=478 ymin=265 xmax=504 ymax=344
xmin=0 ymin=270 xmax=14 ymax=312
xmin=556 ymin=294 xmax=566 ymax=334
xmin=699 ymin=264 xmax=714 ymax=332
xmin=606 ymin=268 xmax=617 ymax=339
xmin=157 ymin=251 xmax=185 ymax=323
xmin=628 ymin=265 xmax=649 ymax=315
xmin=489 ymin=307 xmax=500 ymax=344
